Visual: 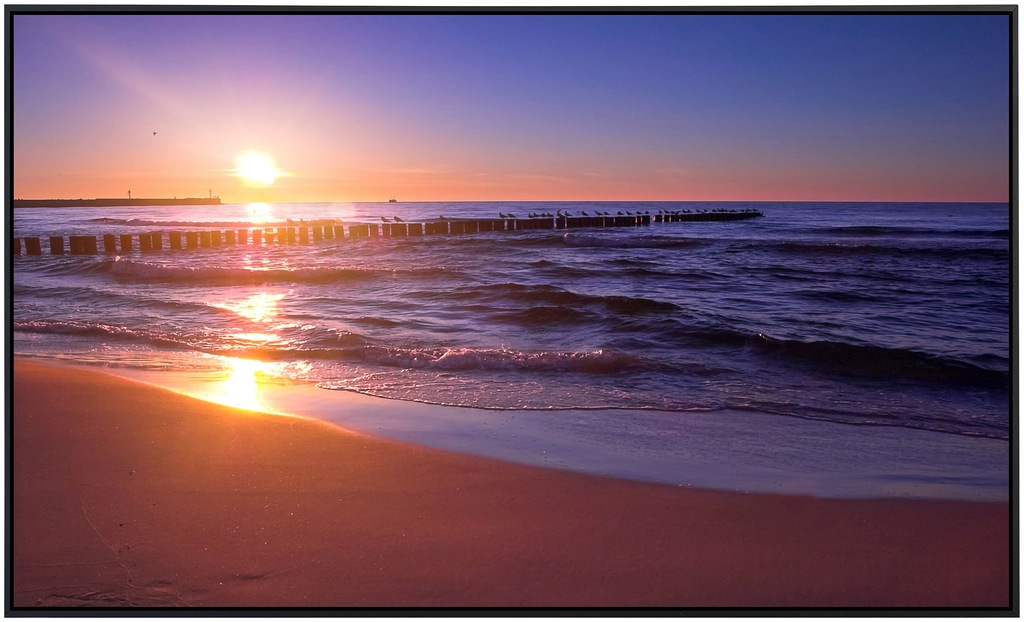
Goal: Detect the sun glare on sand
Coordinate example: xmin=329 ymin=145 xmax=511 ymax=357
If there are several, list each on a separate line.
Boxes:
xmin=234 ymin=151 xmax=281 ymax=185
xmin=206 ymin=358 xmax=274 ymax=413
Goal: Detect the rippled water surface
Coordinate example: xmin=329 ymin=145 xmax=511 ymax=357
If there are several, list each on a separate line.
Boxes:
xmin=13 ymin=201 xmax=1011 ymax=443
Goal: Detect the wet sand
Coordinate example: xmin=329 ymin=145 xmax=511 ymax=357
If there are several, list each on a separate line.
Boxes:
xmin=11 ymin=358 xmax=1011 ymax=609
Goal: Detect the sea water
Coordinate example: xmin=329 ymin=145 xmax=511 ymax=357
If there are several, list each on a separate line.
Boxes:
xmin=11 ymin=201 xmax=1012 ymax=499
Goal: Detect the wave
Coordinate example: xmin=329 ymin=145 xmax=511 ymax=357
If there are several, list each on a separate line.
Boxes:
xmin=821 ymin=225 xmax=1010 ymax=238
xmin=751 ymin=240 xmax=1008 ymax=261
xmin=746 ymin=332 xmax=1008 ymax=388
xmin=487 ymin=305 xmax=596 ymax=326
xmin=604 ymin=318 xmax=1009 ymax=389
xmin=562 ymin=232 xmax=702 ymax=249
xmin=792 ymin=289 xmax=884 ymax=304
xmin=327 ymin=345 xmax=658 ymax=374
xmin=418 ymin=283 xmax=681 ymax=316
xmin=13 ymin=318 xmax=657 ymax=375
xmin=102 ymin=257 xmax=455 ymax=285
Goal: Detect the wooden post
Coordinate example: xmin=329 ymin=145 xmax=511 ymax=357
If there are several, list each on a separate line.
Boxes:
xmin=70 ymin=235 xmax=97 ymax=255
xmin=25 ymin=237 xmax=42 ymax=255
xmin=367 ymin=224 xmax=379 ymax=237
xmin=199 ymin=231 xmax=211 ymax=248
xmin=210 ymin=231 xmax=220 ymax=247
xmin=13 ymin=238 xmax=21 ymax=255
xmin=151 ymin=232 xmax=163 ymax=251
xmin=49 ymin=236 xmax=65 ymax=255
xmin=299 ymin=227 xmax=309 ymax=244
xmin=225 ymin=230 xmax=236 ymax=245
xmin=139 ymin=233 xmax=153 ymax=252
xmin=313 ymin=226 xmax=324 ymax=242
xmin=185 ymin=232 xmax=198 ymax=249
xmin=408 ymin=223 xmax=423 ymax=235
xmin=237 ymin=229 xmax=248 ymax=245
xmin=252 ymin=229 xmax=263 ymax=245
xmin=169 ymin=231 xmax=183 ymax=250
xmin=332 ymin=226 xmax=344 ymax=239
xmin=120 ymin=234 xmax=133 ymax=253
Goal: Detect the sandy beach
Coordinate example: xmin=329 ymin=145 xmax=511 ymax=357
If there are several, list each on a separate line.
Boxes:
xmin=11 ymin=358 xmax=1010 ymax=609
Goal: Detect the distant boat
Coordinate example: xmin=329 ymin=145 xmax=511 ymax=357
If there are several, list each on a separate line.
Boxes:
xmin=389 ymin=198 xmax=398 ymax=203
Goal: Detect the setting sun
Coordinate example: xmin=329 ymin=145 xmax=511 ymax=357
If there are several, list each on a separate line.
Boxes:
xmin=234 ymin=151 xmax=280 ymax=186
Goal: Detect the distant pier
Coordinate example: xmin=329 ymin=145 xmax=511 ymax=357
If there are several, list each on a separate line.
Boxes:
xmin=14 ymin=197 xmax=222 ymax=208
xmin=12 ymin=210 xmax=763 ymax=257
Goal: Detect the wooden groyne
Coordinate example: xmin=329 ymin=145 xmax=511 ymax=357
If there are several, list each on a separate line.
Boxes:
xmin=12 ymin=210 xmax=763 ymax=256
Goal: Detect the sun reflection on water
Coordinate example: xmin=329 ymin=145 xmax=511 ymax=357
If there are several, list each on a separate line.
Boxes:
xmin=211 ymin=292 xmax=286 ymax=323
xmin=246 ymin=202 xmax=275 ymax=223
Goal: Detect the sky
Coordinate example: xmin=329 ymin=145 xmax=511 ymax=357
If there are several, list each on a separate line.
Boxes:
xmin=12 ymin=11 xmax=1012 ymax=203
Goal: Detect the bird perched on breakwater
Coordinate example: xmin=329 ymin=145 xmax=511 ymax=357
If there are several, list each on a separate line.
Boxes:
xmin=394 ymin=216 xmax=404 ymax=222
xmin=499 ymin=213 xmax=508 ymax=219
xmin=381 ymin=216 xmax=391 ymax=223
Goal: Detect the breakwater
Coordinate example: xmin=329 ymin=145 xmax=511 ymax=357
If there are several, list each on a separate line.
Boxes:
xmin=12 ymin=209 xmax=763 ymax=256
xmin=14 ymin=197 xmax=222 ymax=208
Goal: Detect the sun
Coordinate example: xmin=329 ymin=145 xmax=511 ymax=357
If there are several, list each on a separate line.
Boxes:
xmin=234 ymin=151 xmax=280 ymax=185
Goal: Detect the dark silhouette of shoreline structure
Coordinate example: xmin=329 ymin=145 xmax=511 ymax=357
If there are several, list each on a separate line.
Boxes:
xmin=12 ymin=209 xmax=764 ymax=257
xmin=14 ymin=197 xmax=222 ymax=208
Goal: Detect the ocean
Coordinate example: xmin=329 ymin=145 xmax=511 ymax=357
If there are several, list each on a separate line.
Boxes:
xmin=11 ymin=201 xmax=1012 ymax=500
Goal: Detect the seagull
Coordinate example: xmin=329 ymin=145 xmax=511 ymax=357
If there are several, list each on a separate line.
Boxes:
xmin=499 ymin=213 xmax=508 ymax=219
xmin=439 ymin=215 xmax=448 ymax=220
xmin=381 ymin=216 xmax=391 ymax=223
xmin=394 ymin=216 xmax=404 ymax=222
xmin=581 ymin=211 xmax=589 ymax=216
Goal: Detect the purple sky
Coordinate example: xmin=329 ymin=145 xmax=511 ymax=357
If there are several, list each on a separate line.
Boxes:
xmin=13 ymin=12 xmax=1012 ymax=202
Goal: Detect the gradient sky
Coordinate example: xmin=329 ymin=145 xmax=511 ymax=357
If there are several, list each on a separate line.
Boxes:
xmin=13 ymin=11 xmax=1011 ymax=203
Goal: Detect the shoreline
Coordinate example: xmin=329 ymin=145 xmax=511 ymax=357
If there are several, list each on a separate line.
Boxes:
xmin=60 ymin=355 xmax=1011 ymax=502
xmin=10 ymin=358 xmax=1011 ymax=609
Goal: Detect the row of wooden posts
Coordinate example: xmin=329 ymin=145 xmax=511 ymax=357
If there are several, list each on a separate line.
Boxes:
xmin=13 ymin=211 xmax=762 ymax=256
